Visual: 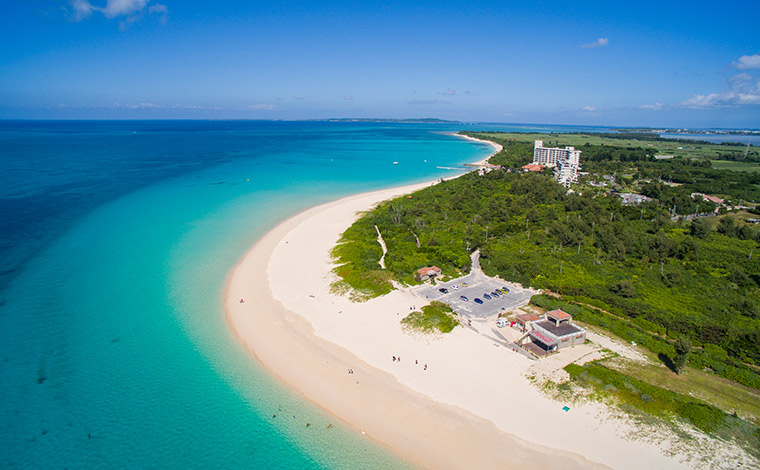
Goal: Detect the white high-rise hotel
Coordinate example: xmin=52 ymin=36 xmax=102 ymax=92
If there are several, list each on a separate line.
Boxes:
xmin=532 ymin=140 xmax=581 ymax=187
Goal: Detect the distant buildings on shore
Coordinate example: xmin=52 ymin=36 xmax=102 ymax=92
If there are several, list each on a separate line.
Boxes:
xmin=532 ymin=140 xmax=581 ymax=187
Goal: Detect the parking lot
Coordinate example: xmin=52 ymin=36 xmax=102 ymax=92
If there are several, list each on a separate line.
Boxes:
xmin=412 ymin=270 xmax=535 ymax=319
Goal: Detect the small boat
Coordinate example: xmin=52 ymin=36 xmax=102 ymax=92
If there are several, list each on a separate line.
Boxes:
xmin=393 ymin=161 xmax=399 ymax=165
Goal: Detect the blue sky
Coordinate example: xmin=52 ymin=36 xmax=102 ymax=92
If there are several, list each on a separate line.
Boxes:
xmin=1 ymin=0 xmax=759 ymax=128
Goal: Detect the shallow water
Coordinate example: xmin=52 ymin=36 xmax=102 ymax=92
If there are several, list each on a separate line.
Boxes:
xmin=0 ymin=120 xmax=605 ymax=468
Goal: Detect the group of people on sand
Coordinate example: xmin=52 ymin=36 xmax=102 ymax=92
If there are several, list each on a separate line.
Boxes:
xmin=393 ymin=356 xmax=427 ymax=370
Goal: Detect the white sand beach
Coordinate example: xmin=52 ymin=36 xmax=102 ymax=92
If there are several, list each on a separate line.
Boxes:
xmin=454 ymin=133 xmax=503 ymax=165
xmin=224 ymin=176 xmax=743 ymax=469
xmin=224 ymin=137 xmax=753 ymax=469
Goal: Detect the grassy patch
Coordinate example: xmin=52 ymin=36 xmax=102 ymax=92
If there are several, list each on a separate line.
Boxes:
xmin=564 ymin=362 xmax=760 ymax=456
xmin=400 ymin=301 xmax=459 ymax=334
xmin=608 ymin=357 xmax=760 ymax=425
xmin=711 ymin=160 xmax=760 ymax=173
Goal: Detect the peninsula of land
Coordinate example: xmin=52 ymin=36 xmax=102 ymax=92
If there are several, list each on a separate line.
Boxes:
xmin=225 ymin=135 xmax=753 ymax=469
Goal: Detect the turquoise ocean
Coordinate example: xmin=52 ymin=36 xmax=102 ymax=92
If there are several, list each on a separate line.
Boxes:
xmin=0 ymin=120 xmax=611 ymax=469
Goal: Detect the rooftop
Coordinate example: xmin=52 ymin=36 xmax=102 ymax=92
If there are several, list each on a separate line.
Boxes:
xmin=530 ymin=330 xmax=558 ymax=346
xmin=417 ymin=266 xmax=441 ymax=274
xmin=547 ymin=309 xmax=571 ymax=321
xmin=521 ymin=164 xmax=544 ymax=172
xmin=516 ymin=312 xmax=541 ymax=322
xmin=534 ymin=320 xmax=583 ymax=338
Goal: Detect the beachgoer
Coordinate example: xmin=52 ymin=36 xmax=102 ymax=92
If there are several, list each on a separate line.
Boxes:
xmin=392 ymin=356 xmax=396 ymax=361
xmin=424 ymin=364 xmax=427 ymax=370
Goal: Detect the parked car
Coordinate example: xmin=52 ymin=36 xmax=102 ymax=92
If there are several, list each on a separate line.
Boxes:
xmin=438 ymin=288 xmax=448 ymax=294
xmin=491 ymin=291 xmax=500 ymax=298
xmin=460 ymin=295 xmax=468 ymax=301
xmin=461 ymin=282 xmax=469 ymax=287
xmin=500 ymin=287 xmax=510 ymax=294
xmin=451 ymin=284 xmax=459 ymax=290
xmin=483 ymin=293 xmax=492 ymax=300
xmin=474 ymin=298 xmax=483 ymax=304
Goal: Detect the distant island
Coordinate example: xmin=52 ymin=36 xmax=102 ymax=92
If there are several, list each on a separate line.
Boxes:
xmin=618 ymin=127 xmax=760 ymax=136
xmin=315 ymin=117 xmax=461 ymax=123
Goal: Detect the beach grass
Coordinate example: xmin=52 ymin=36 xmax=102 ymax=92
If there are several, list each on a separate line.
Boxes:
xmin=608 ymin=356 xmax=760 ymax=426
xmin=400 ymin=301 xmax=459 ymax=334
xmin=562 ymin=361 xmax=760 ymax=458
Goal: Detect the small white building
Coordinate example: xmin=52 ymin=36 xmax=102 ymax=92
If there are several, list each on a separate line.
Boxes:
xmin=619 ymin=193 xmax=652 ymax=206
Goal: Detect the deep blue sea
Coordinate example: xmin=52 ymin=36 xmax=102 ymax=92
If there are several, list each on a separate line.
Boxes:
xmin=0 ymin=120 xmax=608 ymax=469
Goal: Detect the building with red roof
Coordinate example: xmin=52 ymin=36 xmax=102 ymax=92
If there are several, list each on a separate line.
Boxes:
xmin=517 ymin=309 xmax=586 ymax=357
xmin=415 ymin=266 xmax=442 ymax=282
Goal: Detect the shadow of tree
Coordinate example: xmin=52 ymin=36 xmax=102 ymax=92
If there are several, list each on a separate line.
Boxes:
xmin=658 ymin=353 xmax=678 ymax=374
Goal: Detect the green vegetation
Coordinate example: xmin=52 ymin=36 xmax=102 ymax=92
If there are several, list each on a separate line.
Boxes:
xmin=332 ymin=131 xmax=760 ymax=391
xmin=673 ymin=335 xmax=692 ymax=375
xmin=530 ymin=294 xmax=760 ymax=389
xmin=608 ymin=358 xmax=760 ymax=426
xmin=331 ymin=214 xmax=395 ymax=300
xmin=711 ymin=160 xmax=760 ymax=173
xmin=467 ymin=131 xmax=760 ymax=163
xmin=400 ymin=301 xmax=459 ymax=334
xmin=563 ymin=361 xmax=760 ymax=457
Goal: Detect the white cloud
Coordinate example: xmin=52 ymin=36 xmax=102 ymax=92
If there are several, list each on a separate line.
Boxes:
xmin=438 ymin=89 xmax=457 ymax=96
xmin=734 ymin=52 xmax=760 ymax=70
xmin=408 ymin=99 xmax=450 ymax=105
xmin=100 ymin=0 xmax=149 ymax=18
xmin=70 ymin=0 xmax=93 ymax=20
xmin=68 ymin=0 xmax=167 ymax=26
xmin=639 ymin=102 xmax=663 ymax=110
xmin=580 ymin=38 xmax=609 ymax=49
xmin=247 ymin=104 xmax=276 ymax=111
xmin=148 ymin=3 xmax=167 ymax=14
xmin=344 ymin=96 xmax=353 ymax=101
xmin=580 ymin=106 xmax=596 ymax=112
xmin=681 ymin=58 xmax=760 ymax=108
xmin=126 ymin=102 xmax=162 ymax=109
xmin=681 ymin=90 xmax=760 ymax=108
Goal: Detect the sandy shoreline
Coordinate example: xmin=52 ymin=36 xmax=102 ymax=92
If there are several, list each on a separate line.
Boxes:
xmin=453 ymin=133 xmax=503 ymax=165
xmin=224 ymin=136 xmax=715 ymax=469
xmin=225 ymin=184 xmax=602 ymax=469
